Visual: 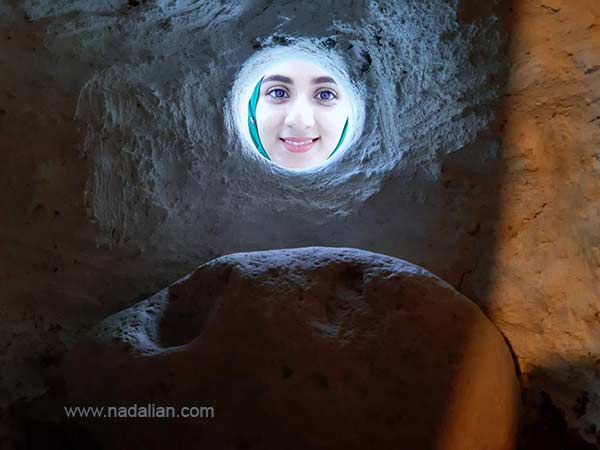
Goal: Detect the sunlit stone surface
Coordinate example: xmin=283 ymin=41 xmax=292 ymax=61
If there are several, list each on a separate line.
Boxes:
xmin=1 ymin=0 xmax=599 ymax=447
xmin=65 ymin=247 xmax=520 ymax=450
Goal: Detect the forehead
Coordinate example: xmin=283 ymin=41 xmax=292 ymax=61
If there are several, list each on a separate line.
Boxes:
xmin=263 ymin=58 xmax=336 ymax=84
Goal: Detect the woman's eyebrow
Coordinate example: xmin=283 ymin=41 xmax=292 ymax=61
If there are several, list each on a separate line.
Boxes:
xmin=262 ymin=74 xmax=293 ymax=84
xmin=262 ymin=74 xmax=338 ymax=85
xmin=311 ymin=76 xmax=337 ymax=85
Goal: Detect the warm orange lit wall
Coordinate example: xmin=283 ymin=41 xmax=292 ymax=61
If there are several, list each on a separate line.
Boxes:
xmin=1 ymin=0 xmax=599 ymax=446
xmin=464 ymin=0 xmax=600 ymax=444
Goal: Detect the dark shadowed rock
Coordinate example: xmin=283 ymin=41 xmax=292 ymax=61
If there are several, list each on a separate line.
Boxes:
xmin=65 ymin=247 xmax=520 ymax=450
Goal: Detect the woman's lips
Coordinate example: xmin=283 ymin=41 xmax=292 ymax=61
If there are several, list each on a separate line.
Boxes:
xmin=280 ymin=137 xmax=319 ymax=153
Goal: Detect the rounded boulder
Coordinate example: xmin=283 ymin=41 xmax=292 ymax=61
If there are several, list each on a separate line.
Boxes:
xmin=65 ymin=247 xmax=520 ymax=450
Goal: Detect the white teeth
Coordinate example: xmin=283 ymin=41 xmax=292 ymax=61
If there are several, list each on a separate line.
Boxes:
xmin=283 ymin=139 xmax=314 ymax=146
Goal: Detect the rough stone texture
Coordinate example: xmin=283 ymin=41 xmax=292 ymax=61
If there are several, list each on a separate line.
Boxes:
xmin=0 ymin=0 xmax=509 ymax=414
xmin=65 ymin=247 xmax=521 ymax=450
xmin=461 ymin=0 xmax=600 ymax=446
xmin=1 ymin=0 xmax=599 ymax=447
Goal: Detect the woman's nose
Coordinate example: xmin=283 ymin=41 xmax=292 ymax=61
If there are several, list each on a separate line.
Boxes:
xmin=284 ymin=98 xmax=315 ymax=129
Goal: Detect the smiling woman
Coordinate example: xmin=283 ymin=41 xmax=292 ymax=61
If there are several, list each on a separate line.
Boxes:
xmin=249 ymin=59 xmax=350 ymax=169
xmin=228 ymin=41 xmax=365 ymax=171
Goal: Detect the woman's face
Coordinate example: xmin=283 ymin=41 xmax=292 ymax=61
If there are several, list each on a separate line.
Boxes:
xmin=255 ymin=59 xmax=350 ymax=169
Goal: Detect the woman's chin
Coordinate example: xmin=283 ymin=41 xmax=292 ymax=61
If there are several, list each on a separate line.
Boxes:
xmin=270 ymin=149 xmax=330 ymax=169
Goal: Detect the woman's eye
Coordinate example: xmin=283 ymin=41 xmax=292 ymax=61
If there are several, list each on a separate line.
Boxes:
xmin=317 ymin=90 xmax=337 ymax=101
xmin=268 ymin=88 xmax=288 ymax=99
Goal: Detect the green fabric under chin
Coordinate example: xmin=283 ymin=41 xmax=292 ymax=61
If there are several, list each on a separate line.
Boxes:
xmin=247 ymin=76 xmax=348 ymax=163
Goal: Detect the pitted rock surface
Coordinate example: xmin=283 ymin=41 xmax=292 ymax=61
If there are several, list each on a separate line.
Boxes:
xmin=66 ymin=247 xmax=520 ymax=450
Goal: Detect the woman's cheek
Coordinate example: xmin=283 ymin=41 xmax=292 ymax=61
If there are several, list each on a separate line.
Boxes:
xmin=317 ymin=111 xmax=342 ymax=136
xmin=268 ymin=111 xmax=284 ymax=141
xmin=257 ymin=108 xmax=279 ymax=141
